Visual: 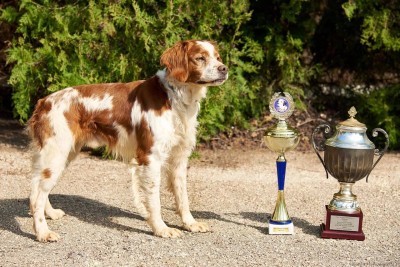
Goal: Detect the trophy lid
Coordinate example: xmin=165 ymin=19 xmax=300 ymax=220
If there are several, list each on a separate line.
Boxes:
xmin=326 ymin=107 xmax=374 ymax=149
xmin=338 ymin=106 xmax=366 ymax=129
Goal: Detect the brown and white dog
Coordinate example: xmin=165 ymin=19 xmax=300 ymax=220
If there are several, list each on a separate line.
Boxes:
xmin=28 ymin=40 xmax=228 ymax=242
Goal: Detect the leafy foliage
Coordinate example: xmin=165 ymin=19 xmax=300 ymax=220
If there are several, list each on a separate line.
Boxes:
xmin=358 ymin=85 xmax=400 ymax=150
xmin=342 ymin=0 xmax=400 ymax=51
xmin=1 ymin=0 xmax=263 ymax=140
xmin=1 ymin=0 xmax=399 ymax=149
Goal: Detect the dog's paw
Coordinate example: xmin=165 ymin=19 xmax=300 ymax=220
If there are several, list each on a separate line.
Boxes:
xmin=45 ymin=209 xmax=65 ymax=220
xmin=154 ymin=227 xmax=183 ymax=238
xmin=184 ymin=221 xmax=210 ymax=233
xmin=37 ymin=231 xmax=60 ymax=242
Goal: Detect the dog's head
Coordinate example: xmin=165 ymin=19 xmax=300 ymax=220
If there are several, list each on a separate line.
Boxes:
xmin=160 ymin=40 xmax=228 ymax=86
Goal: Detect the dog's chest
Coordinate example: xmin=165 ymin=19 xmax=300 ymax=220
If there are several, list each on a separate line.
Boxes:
xmin=147 ymin=103 xmax=199 ymax=152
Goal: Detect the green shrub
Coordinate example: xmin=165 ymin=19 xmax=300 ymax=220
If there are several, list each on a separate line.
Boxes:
xmin=1 ymin=0 xmax=399 ymax=146
xmin=342 ymin=0 xmax=400 ymax=52
xmin=358 ymin=85 xmax=400 ymax=150
xmin=1 ymin=0 xmax=261 ymax=140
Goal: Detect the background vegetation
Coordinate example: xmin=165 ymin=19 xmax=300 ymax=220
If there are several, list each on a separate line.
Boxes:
xmin=1 ymin=0 xmax=399 ymax=149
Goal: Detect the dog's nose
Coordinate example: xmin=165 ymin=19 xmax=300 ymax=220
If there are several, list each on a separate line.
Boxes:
xmin=218 ymin=65 xmax=228 ymax=74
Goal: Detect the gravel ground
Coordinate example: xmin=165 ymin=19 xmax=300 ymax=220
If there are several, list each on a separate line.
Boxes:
xmin=0 ymin=120 xmax=399 ymax=266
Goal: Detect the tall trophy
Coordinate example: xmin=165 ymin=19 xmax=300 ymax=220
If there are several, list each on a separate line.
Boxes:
xmin=264 ymin=92 xmax=299 ymax=235
xmin=312 ymin=107 xmax=389 ymax=241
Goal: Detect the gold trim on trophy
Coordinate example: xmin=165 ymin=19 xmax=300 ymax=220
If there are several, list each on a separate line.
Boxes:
xmin=264 ymin=92 xmax=299 ymax=235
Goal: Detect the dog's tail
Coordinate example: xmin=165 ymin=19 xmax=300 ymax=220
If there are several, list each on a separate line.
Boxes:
xmin=28 ymin=98 xmax=53 ymax=149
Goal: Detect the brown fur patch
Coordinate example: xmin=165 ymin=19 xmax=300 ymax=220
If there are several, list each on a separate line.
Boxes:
xmin=160 ymin=41 xmax=193 ymax=82
xmin=28 ymin=98 xmax=53 ymax=148
xmin=135 ymin=117 xmax=153 ymax=166
xmin=74 ymin=82 xmax=145 ymax=135
xmin=128 ymin=76 xmax=171 ymax=116
xmin=42 ymin=168 xmax=52 ymax=179
xmin=63 ymin=101 xmax=119 ymax=148
xmin=63 ymin=83 xmax=135 ymax=147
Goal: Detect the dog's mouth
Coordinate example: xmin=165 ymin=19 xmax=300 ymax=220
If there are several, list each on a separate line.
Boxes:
xmin=196 ymin=78 xmax=227 ymax=85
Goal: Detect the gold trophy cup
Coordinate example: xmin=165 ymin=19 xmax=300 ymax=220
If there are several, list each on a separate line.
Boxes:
xmin=312 ymin=107 xmax=389 ymax=240
xmin=264 ymin=92 xmax=299 ymax=235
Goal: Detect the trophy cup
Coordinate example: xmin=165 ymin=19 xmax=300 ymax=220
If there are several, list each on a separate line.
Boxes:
xmin=312 ymin=107 xmax=389 ymax=241
xmin=264 ymin=92 xmax=299 ymax=235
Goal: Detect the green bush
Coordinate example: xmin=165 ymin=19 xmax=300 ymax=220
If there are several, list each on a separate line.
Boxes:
xmin=1 ymin=0 xmax=261 ymax=139
xmin=1 ymin=0 xmax=399 ymax=147
xmin=358 ymin=85 xmax=400 ymax=150
xmin=342 ymin=0 xmax=400 ymax=52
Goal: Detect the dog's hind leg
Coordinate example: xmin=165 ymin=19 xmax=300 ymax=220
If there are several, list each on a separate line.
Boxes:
xmin=30 ymin=184 xmax=64 ymax=222
xmin=30 ymin=152 xmax=63 ymax=220
xmin=43 ymin=148 xmax=79 ymax=220
xmin=29 ymin=152 xmax=43 ymax=216
xmin=30 ymin=140 xmax=71 ymax=242
xmin=44 ymin=195 xmax=65 ymax=220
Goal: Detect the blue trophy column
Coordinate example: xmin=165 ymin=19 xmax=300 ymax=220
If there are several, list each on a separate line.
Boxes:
xmin=277 ymin=160 xmax=286 ymax=191
xmin=269 ymin=154 xmax=292 ymax=229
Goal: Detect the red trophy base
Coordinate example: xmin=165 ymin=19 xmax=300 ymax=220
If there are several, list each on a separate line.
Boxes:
xmin=320 ymin=205 xmax=365 ymax=241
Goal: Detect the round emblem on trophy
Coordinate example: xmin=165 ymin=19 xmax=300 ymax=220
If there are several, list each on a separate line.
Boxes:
xmin=274 ymin=98 xmax=289 ymax=113
xmin=269 ymin=92 xmax=295 ymax=120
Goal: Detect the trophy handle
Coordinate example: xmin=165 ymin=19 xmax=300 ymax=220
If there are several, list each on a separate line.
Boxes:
xmin=312 ymin=124 xmax=332 ymax=179
xmin=366 ymin=128 xmax=389 ymax=182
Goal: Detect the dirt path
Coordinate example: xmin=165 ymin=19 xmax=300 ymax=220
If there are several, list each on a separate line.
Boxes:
xmin=0 ymin=119 xmax=399 ymax=266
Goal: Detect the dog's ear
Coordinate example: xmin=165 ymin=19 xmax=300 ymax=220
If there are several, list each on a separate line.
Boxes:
xmin=160 ymin=41 xmax=191 ymax=82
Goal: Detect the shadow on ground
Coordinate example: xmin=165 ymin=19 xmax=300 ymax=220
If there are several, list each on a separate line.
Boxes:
xmin=0 ymin=119 xmax=29 ymax=148
xmin=1 ymin=196 xmax=319 ymax=242
xmin=0 ymin=194 xmax=152 ymax=241
xmin=240 ymin=211 xmax=320 ymax=237
xmin=192 ymin=210 xmax=320 ymax=237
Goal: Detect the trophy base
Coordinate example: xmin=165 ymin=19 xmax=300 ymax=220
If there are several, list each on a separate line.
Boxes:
xmin=320 ymin=224 xmax=365 ymax=241
xmin=320 ymin=205 xmax=365 ymax=241
xmin=269 ymin=220 xmax=294 ymax=235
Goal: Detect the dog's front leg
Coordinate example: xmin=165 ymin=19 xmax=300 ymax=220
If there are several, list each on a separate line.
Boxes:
xmin=140 ymin=160 xmax=183 ymax=238
xmin=167 ymin=154 xmax=210 ymax=233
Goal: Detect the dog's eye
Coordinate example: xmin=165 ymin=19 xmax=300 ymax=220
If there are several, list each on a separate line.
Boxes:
xmin=196 ymin=56 xmax=206 ymax=62
xmin=217 ymin=56 xmax=221 ymax=61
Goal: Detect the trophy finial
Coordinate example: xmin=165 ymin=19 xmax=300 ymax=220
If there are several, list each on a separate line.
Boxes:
xmin=340 ymin=106 xmax=366 ymax=128
xmin=348 ymin=106 xmax=357 ymax=118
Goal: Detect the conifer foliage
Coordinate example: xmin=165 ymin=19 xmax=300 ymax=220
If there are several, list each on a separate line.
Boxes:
xmin=1 ymin=0 xmax=265 ymax=139
xmin=1 ymin=0 xmax=399 ymax=148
